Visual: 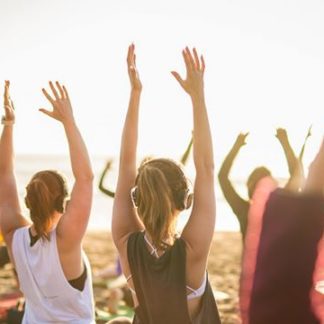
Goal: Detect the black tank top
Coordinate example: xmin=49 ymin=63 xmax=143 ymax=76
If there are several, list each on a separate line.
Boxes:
xmin=127 ymin=231 xmax=221 ymax=324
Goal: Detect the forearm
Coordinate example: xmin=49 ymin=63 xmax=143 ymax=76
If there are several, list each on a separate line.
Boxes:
xmin=191 ymin=93 xmax=214 ymax=172
xmin=219 ymin=144 xmax=241 ymax=178
xmin=278 ymin=138 xmax=297 ymax=176
xmin=119 ymin=89 xmax=141 ymax=172
xmin=63 ymin=121 xmax=93 ymax=181
xmin=0 ymin=126 xmax=14 ymax=175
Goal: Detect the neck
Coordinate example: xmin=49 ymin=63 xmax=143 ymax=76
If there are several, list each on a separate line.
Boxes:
xmin=30 ymin=211 xmax=62 ymax=236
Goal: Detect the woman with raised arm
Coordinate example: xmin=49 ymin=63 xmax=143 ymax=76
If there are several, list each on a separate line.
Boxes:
xmin=0 ymin=81 xmax=95 ymax=323
xmin=112 ymin=44 xmax=220 ymax=324
xmin=218 ymin=127 xmax=311 ymax=241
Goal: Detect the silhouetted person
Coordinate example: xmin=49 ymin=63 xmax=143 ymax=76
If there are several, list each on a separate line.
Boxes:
xmin=218 ymin=127 xmax=311 ymax=241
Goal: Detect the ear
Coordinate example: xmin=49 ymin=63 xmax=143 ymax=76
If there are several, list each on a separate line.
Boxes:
xmin=185 ymin=193 xmax=193 ymax=209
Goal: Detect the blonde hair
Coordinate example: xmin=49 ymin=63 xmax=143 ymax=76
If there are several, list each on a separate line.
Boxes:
xmin=25 ymin=170 xmax=68 ymax=240
xmin=135 ymin=158 xmax=190 ymax=249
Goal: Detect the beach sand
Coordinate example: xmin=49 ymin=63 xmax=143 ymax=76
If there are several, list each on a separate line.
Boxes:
xmin=0 ymin=231 xmax=242 ymax=324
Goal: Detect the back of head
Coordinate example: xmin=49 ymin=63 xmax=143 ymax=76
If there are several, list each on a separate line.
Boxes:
xmin=25 ymin=170 xmax=68 ymax=240
xmin=247 ymin=166 xmax=272 ymax=199
xmin=134 ymin=158 xmax=191 ymax=249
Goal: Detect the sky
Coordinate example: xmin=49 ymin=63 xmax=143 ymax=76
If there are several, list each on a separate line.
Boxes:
xmin=0 ymin=0 xmax=324 ymax=181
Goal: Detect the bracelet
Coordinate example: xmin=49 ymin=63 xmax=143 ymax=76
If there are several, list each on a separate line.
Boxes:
xmin=1 ymin=116 xmax=14 ymax=126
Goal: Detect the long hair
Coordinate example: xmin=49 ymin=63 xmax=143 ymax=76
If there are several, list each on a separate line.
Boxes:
xmin=134 ymin=158 xmax=191 ymax=249
xmin=25 ymin=170 xmax=68 ymax=240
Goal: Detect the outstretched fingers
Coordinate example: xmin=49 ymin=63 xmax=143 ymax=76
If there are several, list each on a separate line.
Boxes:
xmin=49 ymin=81 xmax=60 ymax=100
xmin=38 ymin=108 xmax=54 ymax=118
xmin=42 ymin=87 xmax=55 ymax=105
xmin=171 ymin=71 xmax=184 ymax=87
xmin=62 ymin=85 xmax=70 ymax=101
xmin=55 ymin=81 xmax=65 ymax=99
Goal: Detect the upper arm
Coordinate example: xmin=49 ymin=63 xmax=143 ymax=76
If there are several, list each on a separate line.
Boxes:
xmin=56 ymin=179 xmax=93 ymax=248
xmin=0 ymin=175 xmax=29 ymax=239
xmin=112 ymin=167 xmax=143 ymax=252
xmin=181 ymin=166 xmax=215 ymax=262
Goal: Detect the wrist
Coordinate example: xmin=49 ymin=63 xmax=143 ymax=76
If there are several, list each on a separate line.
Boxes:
xmin=131 ymin=88 xmax=142 ymax=96
xmin=62 ymin=118 xmax=77 ymax=129
xmin=1 ymin=116 xmax=15 ymax=127
xmin=190 ymin=91 xmax=205 ymax=104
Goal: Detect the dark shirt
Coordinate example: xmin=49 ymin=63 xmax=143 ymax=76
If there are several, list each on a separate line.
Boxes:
xmin=127 ymin=231 xmax=220 ymax=324
xmin=249 ymin=189 xmax=324 ymax=324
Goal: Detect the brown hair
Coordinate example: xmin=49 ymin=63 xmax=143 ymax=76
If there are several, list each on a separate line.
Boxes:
xmin=247 ymin=166 xmax=272 ymax=199
xmin=25 ymin=170 xmax=68 ymax=240
xmin=134 ymin=158 xmax=191 ymax=249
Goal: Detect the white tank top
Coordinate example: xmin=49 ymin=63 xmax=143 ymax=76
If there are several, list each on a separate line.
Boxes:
xmin=12 ymin=226 xmax=95 ymax=324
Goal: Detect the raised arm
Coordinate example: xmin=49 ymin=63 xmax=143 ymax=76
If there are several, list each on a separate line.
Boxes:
xmin=0 ymin=81 xmax=29 ymax=244
xmin=276 ymin=127 xmax=310 ymax=192
xmin=218 ymin=133 xmax=250 ymax=219
xmin=39 ymin=82 xmax=93 ymax=246
xmin=276 ymin=128 xmax=298 ymax=177
xmin=180 ymin=133 xmax=193 ymax=165
xmin=112 ymin=44 xmax=144 ymax=250
xmin=172 ymin=47 xmax=214 ymax=259
xmin=98 ymin=160 xmax=115 ymax=198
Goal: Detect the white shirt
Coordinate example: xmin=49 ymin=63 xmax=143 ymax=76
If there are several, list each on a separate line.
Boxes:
xmin=12 ymin=226 xmax=95 ymax=324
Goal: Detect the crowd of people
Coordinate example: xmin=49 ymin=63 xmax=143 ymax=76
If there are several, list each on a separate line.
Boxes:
xmin=0 ymin=44 xmax=323 ymax=324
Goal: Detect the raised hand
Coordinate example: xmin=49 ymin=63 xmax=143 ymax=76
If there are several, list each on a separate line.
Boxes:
xmin=2 ymin=81 xmax=15 ymax=124
xmin=39 ymin=81 xmax=74 ymax=125
xmin=127 ymin=44 xmax=142 ymax=92
xmin=235 ymin=132 xmax=249 ymax=147
xmin=275 ymin=128 xmax=288 ymax=141
xmin=171 ymin=47 xmax=205 ymax=98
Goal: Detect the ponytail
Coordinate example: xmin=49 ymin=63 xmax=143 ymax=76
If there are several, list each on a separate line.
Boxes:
xmin=137 ymin=166 xmax=175 ymax=249
xmin=135 ymin=158 xmax=190 ymax=249
xmin=25 ymin=170 xmax=68 ymax=240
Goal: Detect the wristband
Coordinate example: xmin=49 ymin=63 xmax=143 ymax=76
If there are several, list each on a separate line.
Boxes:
xmin=1 ymin=116 xmax=14 ymax=126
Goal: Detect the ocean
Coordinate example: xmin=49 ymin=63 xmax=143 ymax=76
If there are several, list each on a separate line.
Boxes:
xmin=13 ymin=154 xmax=248 ymax=232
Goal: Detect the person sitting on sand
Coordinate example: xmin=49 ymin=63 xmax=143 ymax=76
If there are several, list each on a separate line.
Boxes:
xmin=111 ymin=44 xmax=220 ymax=324
xmin=218 ymin=127 xmax=311 ymax=241
xmin=0 ymin=81 xmax=95 ymax=323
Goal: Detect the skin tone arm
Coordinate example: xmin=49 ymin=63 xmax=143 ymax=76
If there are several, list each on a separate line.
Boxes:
xmin=112 ymin=44 xmax=144 ymax=254
xmin=39 ymin=82 xmax=94 ymax=250
xmin=218 ymin=133 xmax=250 ymax=226
xmin=276 ymin=128 xmax=299 ymax=177
xmin=277 ymin=127 xmax=312 ymax=191
xmin=0 ymin=81 xmax=30 ymax=247
xmin=98 ymin=159 xmax=115 ymax=198
xmin=172 ymin=47 xmax=215 ymax=272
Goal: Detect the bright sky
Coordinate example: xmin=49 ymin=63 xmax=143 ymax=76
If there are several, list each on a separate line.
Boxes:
xmin=1 ymin=0 xmax=324 ymax=180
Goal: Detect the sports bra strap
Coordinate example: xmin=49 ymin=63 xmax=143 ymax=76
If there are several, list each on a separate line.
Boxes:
xmin=144 ymin=234 xmax=160 ymax=258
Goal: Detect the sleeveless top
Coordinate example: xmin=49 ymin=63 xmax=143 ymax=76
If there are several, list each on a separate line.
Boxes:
xmin=12 ymin=226 xmax=95 ymax=324
xmin=127 ymin=231 xmax=221 ymax=324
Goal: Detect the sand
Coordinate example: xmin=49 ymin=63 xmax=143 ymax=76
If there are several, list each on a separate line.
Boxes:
xmin=0 ymin=231 xmax=242 ymax=324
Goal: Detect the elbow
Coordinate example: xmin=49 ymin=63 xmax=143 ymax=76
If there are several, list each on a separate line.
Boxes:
xmin=196 ymin=160 xmax=215 ymax=177
xmin=77 ymin=171 xmax=94 ymax=182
